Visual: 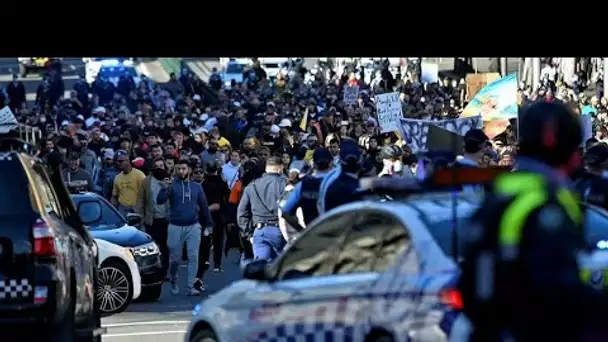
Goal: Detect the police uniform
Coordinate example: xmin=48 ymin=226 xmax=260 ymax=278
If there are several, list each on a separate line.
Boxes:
xmin=281 ymin=148 xmax=332 ymax=225
xmin=237 ymin=157 xmax=287 ymax=261
xmin=573 ymin=142 xmax=608 ymax=210
xmin=458 ymin=102 xmax=608 ymax=341
xmin=318 ymin=140 xmax=362 ymax=214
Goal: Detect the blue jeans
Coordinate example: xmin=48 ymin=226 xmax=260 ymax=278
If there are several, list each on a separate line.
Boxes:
xmin=252 ymin=226 xmax=285 ymax=262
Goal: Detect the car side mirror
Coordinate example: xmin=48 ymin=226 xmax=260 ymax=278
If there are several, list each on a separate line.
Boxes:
xmin=77 ymin=201 xmax=102 ymax=225
xmin=126 ymin=213 xmax=142 ymax=226
xmin=242 ymin=260 xmax=269 ymax=281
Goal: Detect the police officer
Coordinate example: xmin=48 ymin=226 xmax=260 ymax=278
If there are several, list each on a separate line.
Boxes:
xmin=572 ymin=142 xmax=608 ymax=210
xmin=237 ymin=156 xmax=287 ymax=261
xmin=318 ymin=140 xmax=363 ymax=214
xmin=459 ymin=101 xmax=608 ymax=341
xmin=281 ymin=148 xmax=333 ymax=234
xmin=378 ymin=145 xmax=405 ymax=177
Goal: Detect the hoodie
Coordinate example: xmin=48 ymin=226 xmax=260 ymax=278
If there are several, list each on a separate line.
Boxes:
xmin=157 ymin=176 xmax=213 ymax=227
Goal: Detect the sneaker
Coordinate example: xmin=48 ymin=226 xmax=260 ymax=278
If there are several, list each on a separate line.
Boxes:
xmin=193 ymin=278 xmax=206 ymax=292
xmin=170 ymin=279 xmax=179 ymax=295
xmin=187 ymin=288 xmax=201 ymax=296
xmin=213 ymin=267 xmax=223 ymax=273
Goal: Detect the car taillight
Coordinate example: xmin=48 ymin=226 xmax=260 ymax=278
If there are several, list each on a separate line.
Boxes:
xmin=440 ymin=289 xmax=464 ymax=311
xmin=33 ymin=219 xmax=56 ymax=257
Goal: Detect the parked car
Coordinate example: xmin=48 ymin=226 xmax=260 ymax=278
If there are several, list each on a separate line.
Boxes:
xmin=94 ymin=239 xmax=141 ymax=315
xmin=17 ymin=57 xmax=61 ymax=77
xmin=0 ymin=139 xmax=103 ymax=341
xmin=71 ymin=192 xmax=164 ymax=302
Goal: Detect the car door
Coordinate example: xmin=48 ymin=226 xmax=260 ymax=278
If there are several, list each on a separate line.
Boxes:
xmin=33 ymin=163 xmax=97 ymax=319
xmin=228 ymin=210 xmax=358 ymax=341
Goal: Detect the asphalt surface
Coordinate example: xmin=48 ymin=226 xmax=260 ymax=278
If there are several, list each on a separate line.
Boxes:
xmin=0 ymin=58 xmax=84 ymax=105
xmin=101 ymin=250 xmax=243 ymax=342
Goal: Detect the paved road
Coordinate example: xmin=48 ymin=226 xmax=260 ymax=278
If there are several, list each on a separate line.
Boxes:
xmin=0 ymin=58 xmax=85 ymax=105
xmin=102 ymin=250 xmax=243 ymax=341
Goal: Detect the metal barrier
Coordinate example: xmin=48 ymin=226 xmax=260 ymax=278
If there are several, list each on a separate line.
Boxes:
xmin=16 ymin=124 xmax=42 ymax=146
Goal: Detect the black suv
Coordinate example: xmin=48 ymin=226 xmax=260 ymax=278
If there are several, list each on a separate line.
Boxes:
xmin=0 ymin=140 xmax=104 ymax=341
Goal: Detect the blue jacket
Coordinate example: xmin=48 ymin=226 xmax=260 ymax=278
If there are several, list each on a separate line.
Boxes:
xmin=157 ymin=177 xmax=213 ymax=227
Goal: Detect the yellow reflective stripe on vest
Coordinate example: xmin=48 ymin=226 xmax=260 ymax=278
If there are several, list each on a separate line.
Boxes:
xmin=494 ymin=173 xmax=545 ymax=194
xmin=499 ymin=191 xmax=548 ymax=246
xmin=495 ymin=173 xmax=583 ymax=246
xmin=556 ymin=188 xmax=582 ymax=225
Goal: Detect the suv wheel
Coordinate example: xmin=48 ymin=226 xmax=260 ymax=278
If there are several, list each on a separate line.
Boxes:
xmin=97 ymin=261 xmax=133 ymax=315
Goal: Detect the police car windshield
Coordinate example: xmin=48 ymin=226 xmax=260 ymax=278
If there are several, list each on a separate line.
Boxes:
xmin=98 ymin=66 xmax=137 ymax=79
xmin=226 ymin=63 xmax=244 ymax=74
xmin=72 ymin=197 xmax=125 ymax=229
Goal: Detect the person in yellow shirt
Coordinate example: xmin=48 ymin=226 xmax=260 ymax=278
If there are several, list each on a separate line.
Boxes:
xmin=111 ymin=150 xmax=146 ymax=216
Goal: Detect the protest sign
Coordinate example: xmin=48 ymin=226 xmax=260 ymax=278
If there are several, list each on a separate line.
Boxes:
xmin=461 ymin=73 xmax=518 ymax=139
xmin=420 ymin=62 xmax=439 ymax=83
xmin=399 ymin=116 xmax=482 ymax=153
xmin=0 ymin=106 xmax=17 ymax=134
xmin=376 ymin=92 xmax=403 ymax=133
xmin=465 ymin=72 xmax=501 ymax=100
xmin=343 ymin=85 xmax=359 ymax=105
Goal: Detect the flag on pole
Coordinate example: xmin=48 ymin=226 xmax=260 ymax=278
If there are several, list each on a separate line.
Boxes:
xmin=299 ymin=108 xmax=308 ymax=132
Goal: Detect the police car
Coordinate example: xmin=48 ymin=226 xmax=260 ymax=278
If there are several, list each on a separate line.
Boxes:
xmin=186 ymin=176 xmax=471 ymax=341
xmin=85 ymin=58 xmax=140 ymax=85
xmin=186 ymin=168 xmax=608 ymax=342
xmin=95 ymin=238 xmax=141 ymax=315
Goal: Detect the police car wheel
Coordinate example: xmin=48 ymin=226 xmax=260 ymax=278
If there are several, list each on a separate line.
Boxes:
xmin=190 ymin=328 xmax=218 ymax=342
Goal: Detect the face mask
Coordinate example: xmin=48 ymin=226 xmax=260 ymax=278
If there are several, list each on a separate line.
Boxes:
xmin=151 ymin=168 xmax=167 ymax=180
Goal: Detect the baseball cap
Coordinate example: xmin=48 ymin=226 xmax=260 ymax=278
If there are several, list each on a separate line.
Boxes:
xmin=68 ymin=152 xmax=80 ymax=160
xmin=270 ymin=125 xmax=280 ymax=134
xmin=339 ymin=141 xmax=362 ymax=163
xmin=104 ymin=149 xmax=115 ymax=160
xmin=312 ymin=148 xmax=332 ymax=165
xmin=278 ymin=118 xmax=292 ymax=128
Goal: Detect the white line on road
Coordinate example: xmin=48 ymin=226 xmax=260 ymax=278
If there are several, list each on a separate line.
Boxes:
xmin=104 ymin=330 xmax=186 ymax=338
xmin=104 ymin=320 xmax=190 ymax=327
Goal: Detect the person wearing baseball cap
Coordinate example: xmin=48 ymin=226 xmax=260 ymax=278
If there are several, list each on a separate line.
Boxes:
xmin=456 ymin=129 xmax=490 ymax=167
xmin=317 ymin=140 xmax=364 ymax=214
xmin=61 ymin=152 xmax=94 ymax=193
xmin=281 ymin=148 xmax=333 ymax=233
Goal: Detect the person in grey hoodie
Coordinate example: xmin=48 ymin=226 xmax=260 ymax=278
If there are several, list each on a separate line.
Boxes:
xmin=157 ymin=159 xmax=213 ymax=296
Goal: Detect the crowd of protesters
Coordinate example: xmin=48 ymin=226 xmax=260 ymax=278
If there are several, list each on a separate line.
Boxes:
xmin=4 ymin=56 xmax=607 ymax=295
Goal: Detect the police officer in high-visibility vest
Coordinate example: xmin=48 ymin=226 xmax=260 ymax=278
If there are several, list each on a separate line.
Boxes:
xmin=458 ymin=102 xmax=608 ymax=342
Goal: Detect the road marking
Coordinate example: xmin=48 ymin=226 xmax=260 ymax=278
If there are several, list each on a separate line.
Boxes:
xmin=104 ymin=320 xmax=190 ymax=327
xmin=104 ymin=330 xmax=186 ymax=338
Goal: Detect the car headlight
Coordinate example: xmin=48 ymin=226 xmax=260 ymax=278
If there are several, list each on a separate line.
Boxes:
xmin=130 ymin=242 xmax=160 ymax=257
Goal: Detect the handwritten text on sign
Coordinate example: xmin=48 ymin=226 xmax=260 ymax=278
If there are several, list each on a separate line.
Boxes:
xmin=376 ymin=92 xmax=403 ymax=133
xmin=343 ymin=85 xmax=359 ymax=105
xmin=399 ymin=116 xmax=482 ymax=153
